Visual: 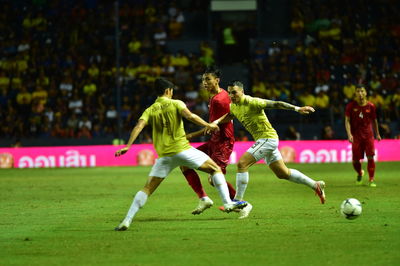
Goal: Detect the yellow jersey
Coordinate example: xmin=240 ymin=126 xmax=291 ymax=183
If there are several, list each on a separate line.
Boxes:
xmin=140 ymin=96 xmax=191 ymax=157
xmin=230 ymin=95 xmax=278 ymax=140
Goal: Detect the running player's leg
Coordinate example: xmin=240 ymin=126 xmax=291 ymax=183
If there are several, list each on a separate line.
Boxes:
xmin=179 ymin=147 xmax=247 ymax=212
xmin=265 ymin=139 xmax=325 ymax=204
xmin=116 ymin=157 xmax=171 ymax=231
xmin=352 ymin=139 xmax=364 ymax=184
xmin=181 ymin=143 xmax=209 ymax=198
xmin=198 ymin=159 xmax=247 ymax=212
xmin=180 ymin=143 xmax=214 ymax=214
xmin=234 ymin=152 xmax=257 ymax=201
xmin=365 ymin=138 xmax=377 ymax=186
xmin=208 ymin=140 xmax=236 ymax=199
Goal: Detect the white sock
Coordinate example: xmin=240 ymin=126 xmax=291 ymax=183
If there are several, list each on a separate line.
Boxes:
xmin=211 ymin=172 xmax=231 ymax=204
xmin=288 ymin=169 xmax=316 ymax=189
xmin=201 ymin=196 xmax=211 ymax=201
xmin=234 ymin=172 xmax=249 ymax=200
xmin=126 ymin=190 xmax=148 ymax=221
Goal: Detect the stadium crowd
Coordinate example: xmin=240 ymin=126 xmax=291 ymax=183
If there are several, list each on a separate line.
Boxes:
xmin=0 ymin=0 xmax=399 ymax=143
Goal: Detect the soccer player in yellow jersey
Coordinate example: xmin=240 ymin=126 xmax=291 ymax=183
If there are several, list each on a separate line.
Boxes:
xmin=213 ymin=81 xmax=326 ymax=210
xmin=114 ymin=78 xmax=247 ymax=231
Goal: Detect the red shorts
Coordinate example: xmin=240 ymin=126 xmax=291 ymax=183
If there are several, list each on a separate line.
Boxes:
xmin=352 ymin=138 xmax=375 ymax=161
xmin=196 ymin=139 xmax=234 ymax=174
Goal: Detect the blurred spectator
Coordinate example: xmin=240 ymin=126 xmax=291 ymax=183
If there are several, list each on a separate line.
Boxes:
xmin=343 ymin=80 xmax=356 ymax=101
xmin=78 ymin=115 xmax=92 ymax=131
xmin=298 ymin=89 xmax=315 ymax=107
xmin=321 ymin=125 xmax=335 ymax=140
xmin=31 ymin=85 xmax=48 ymax=106
xmin=199 ymin=41 xmax=215 ymax=66
xmin=77 ymin=126 xmax=92 ymax=139
xmin=59 ymin=74 xmax=74 ymax=96
xmin=314 ymin=91 xmax=330 ymax=109
xmin=285 ymin=126 xmax=301 ymax=140
xmin=68 ymin=93 xmax=83 ymax=114
xmin=66 ymin=113 xmax=79 ymax=132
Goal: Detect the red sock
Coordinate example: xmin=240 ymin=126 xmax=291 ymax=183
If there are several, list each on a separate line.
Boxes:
xmin=352 ymin=160 xmax=362 ymax=176
xmin=183 ymin=169 xmax=207 ymax=198
xmin=226 ymin=181 xmax=236 ymax=200
xmin=367 ymin=159 xmax=375 ymax=181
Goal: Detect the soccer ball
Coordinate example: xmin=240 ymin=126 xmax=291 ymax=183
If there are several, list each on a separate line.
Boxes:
xmin=340 ymin=198 xmax=362 ymax=220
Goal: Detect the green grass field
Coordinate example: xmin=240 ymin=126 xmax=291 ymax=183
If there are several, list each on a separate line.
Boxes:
xmin=1 ymin=162 xmax=399 ymax=266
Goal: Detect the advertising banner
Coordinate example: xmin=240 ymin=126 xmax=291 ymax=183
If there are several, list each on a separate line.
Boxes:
xmin=0 ymin=140 xmax=399 ymax=169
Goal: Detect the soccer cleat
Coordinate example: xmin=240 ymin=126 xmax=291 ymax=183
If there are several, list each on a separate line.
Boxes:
xmin=223 ymin=200 xmax=248 ymax=213
xmin=315 ymin=181 xmax=326 ymax=204
xmin=218 ymin=199 xmax=240 ymax=212
xmin=218 ymin=205 xmax=241 ymax=212
xmin=356 ymin=170 xmax=364 ymax=185
xmin=238 ymin=203 xmax=253 ymax=219
xmin=369 ymin=181 xmax=377 ymax=187
xmin=114 ymin=217 xmax=131 ymax=231
xmin=191 ymin=197 xmax=214 ymax=215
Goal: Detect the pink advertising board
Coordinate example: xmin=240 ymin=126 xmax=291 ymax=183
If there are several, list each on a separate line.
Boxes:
xmin=0 ymin=140 xmax=399 ymax=168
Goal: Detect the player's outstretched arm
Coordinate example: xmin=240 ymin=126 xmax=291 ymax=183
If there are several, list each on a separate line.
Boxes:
xmin=186 ymin=113 xmax=233 ymax=139
xmin=115 ymin=119 xmax=147 ymax=157
xmin=212 ymin=112 xmax=233 ymax=125
xmin=181 ymin=108 xmax=219 ymax=133
xmin=264 ymin=100 xmax=315 ymax=114
xmin=186 ymin=128 xmax=207 ymax=140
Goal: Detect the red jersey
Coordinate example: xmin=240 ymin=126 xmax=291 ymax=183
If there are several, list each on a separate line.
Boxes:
xmin=345 ymin=100 xmax=377 ymax=140
xmin=209 ymin=89 xmax=234 ymax=142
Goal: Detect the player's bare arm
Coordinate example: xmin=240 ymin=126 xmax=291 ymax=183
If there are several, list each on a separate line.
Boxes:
xmin=213 ymin=112 xmax=234 ymax=125
xmin=186 ymin=128 xmax=207 ymax=140
xmin=264 ymin=100 xmax=315 ymax=114
xmin=115 ymin=119 xmax=147 ymax=157
xmin=373 ymin=119 xmax=382 ymax=141
xmin=181 ymin=108 xmax=220 ymax=133
xmin=344 ymin=116 xmax=353 ymax=143
xmin=202 ymin=112 xmax=233 ymax=135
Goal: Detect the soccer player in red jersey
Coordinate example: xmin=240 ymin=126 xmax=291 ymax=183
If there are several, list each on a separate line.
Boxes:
xmin=181 ymin=66 xmax=251 ymax=218
xmin=345 ymin=85 xmax=381 ymax=187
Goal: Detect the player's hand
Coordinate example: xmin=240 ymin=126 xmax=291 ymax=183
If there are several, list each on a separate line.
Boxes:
xmin=348 ymin=135 xmax=353 ymax=143
xmin=115 ymin=147 xmax=129 ymax=157
xmin=298 ymin=106 xmax=315 ymax=114
xmin=205 ymin=122 xmax=219 ymax=134
xmin=377 ymin=135 xmax=382 ymax=141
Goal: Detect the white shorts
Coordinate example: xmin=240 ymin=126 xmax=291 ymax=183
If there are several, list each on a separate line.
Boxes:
xmin=247 ymin=138 xmax=282 ymax=165
xmin=149 ymin=147 xmax=210 ymax=178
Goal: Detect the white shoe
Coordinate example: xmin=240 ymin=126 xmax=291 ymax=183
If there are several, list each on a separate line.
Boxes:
xmin=238 ymin=203 xmax=253 ymax=219
xmin=224 ymin=200 xmax=248 ymax=213
xmin=115 ymin=217 xmax=131 ymax=231
xmin=192 ymin=197 xmax=213 ymax=215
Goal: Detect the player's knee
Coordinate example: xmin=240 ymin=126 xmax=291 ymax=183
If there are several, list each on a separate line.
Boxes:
xmin=207 ymin=161 xmax=222 ymax=175
xmin=237 ymin=159 xmax=249 ymax=171
xmin=212 ymin=165 xmax=222 ymax=175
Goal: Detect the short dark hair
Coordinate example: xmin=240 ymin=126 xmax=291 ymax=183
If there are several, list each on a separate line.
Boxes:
xmin=154 ymin=78 xmax=175 ymax=95
xmin=355 ymin=84 xmax=366 ymax=89
xmin=227 ymin=80 xmax=244 ymax=89
xmin=204 ymin=65 xmax=221 ymax=78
